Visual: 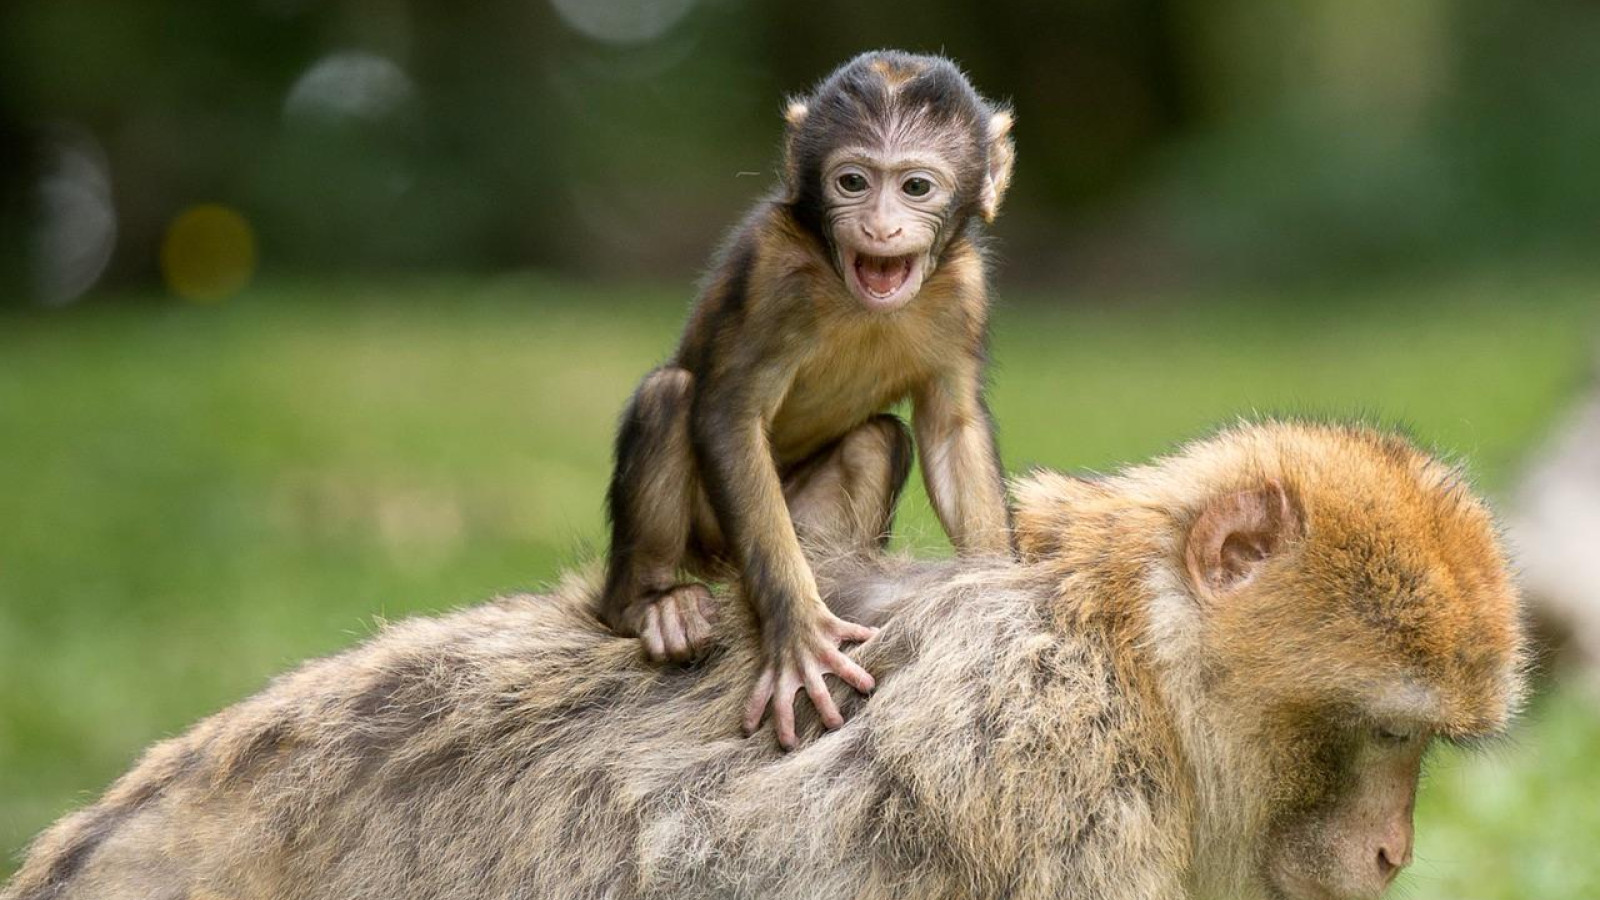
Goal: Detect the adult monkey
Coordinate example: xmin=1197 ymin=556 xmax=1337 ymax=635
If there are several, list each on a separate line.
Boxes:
xmin=602 ymin=50 xmax=1016 ymax=745
xmin=2 ymin=422 xmax=1526 ymax=900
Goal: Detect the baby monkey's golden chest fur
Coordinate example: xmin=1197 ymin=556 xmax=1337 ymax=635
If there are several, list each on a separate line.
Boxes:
xmin=772 ymin=278 xmax=975 ymax=463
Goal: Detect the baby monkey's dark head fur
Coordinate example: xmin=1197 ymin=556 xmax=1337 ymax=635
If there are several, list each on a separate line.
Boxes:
xmin=781 ymin=51 xmax=1015 ymax=313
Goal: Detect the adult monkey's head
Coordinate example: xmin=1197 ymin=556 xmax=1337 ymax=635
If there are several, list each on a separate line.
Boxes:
xmin=1015 ymin=422 xmax=1528 ymax=900
xmin=782 ymin=50 xmax=1015 ymax=313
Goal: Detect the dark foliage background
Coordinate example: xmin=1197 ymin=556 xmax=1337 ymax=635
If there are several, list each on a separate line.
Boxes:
xmin=5 ymin=0 xmax=1599 ymax=300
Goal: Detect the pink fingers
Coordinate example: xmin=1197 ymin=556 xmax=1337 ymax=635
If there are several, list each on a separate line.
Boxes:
xmin=820 ymin=645 xmax=875 ymax=694
xmin=642 ymin=604 xmax=667 ymax=661
xmin=659 ymin=598 xmax=690 ymax=661
xmin=773 ymin=670 xmax=801 ymax=749
xmin=742 ymin=669 xmax=776 ymax=735
xmin=804 ymin=666 xmax=845 ymax=730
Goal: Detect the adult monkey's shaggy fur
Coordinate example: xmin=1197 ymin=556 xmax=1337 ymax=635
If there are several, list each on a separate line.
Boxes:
xmin=4 ymin=422 xmax=1525 ymax=900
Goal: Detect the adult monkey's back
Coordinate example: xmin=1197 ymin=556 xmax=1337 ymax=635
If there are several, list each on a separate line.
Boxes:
xmin=5 ymin=422 xmax=1525 ymax=900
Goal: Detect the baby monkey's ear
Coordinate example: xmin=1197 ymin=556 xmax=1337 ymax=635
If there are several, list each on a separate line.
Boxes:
xmin=784 ymin=100 xmax=809 ymax=129
xmin=980 ymin=110 xmax=1015 ymax=224
xmin=780 ymin=99 xmax=810 ymax=195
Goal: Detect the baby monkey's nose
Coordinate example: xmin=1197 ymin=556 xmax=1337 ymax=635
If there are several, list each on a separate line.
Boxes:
xmin=860 ymin=220 xmax=904 ymax=243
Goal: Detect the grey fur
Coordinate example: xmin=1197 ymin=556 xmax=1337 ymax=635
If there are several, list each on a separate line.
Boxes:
xmin=4 ymin=557 xmax=1185 ymax=900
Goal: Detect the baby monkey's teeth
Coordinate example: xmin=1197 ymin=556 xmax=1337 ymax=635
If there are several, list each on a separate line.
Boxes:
xmin=855 ymin=254 xmax=914 ymax=297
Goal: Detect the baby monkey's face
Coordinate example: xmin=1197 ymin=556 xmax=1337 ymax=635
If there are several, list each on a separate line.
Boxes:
xmin=823 ymin=146 xmax=956 ymax=312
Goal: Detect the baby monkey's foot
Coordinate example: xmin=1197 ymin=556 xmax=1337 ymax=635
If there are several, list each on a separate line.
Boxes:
xmin=741 ymin=613 xmax=878 ymax=750
xmin=624 ymin=584 xmax=718 ymax=663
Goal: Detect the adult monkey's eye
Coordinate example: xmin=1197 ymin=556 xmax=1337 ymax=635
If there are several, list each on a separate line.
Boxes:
xmin=837 ymin=172 xmax=868 ymax=194
xmin=902 ymin=177 xmax=933 ymax=198
xmin=1373 ymin=725 xmax=1413 ymax=746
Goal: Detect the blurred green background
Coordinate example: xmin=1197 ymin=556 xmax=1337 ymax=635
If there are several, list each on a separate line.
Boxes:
xmin=3 ymin=0 xmax=1599 ymax=896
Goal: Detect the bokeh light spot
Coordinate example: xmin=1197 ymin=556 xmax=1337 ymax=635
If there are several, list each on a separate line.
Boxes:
xmin=34 ymin=125 xmax=117 ymax=307
xmin=160 ymin=204 xmax=258 ymax=303
xmin=548 ymin=0 xmax=697 ymax=45
xmin=283 ymin=51 xmax=414 ymax=124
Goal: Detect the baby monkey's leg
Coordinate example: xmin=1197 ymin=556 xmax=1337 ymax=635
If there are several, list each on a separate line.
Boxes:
xmin=601 ymin=367 xmax=718 ymax=662
xmin=785 ymin=414 xmax=914 ymax=557
xmin=741 ymin=414 xmax=913 ymax=748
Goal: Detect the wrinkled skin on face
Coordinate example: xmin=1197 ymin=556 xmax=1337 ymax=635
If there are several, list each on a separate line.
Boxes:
xmin=823 ymin=149 xmax=950 ymax=311
xmin=781 ymin=53 xmax=1014 ymax=313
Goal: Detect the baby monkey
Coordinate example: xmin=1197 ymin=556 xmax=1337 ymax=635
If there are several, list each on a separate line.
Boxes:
xmin=602 ymin=50 xmax=1015 ymax=748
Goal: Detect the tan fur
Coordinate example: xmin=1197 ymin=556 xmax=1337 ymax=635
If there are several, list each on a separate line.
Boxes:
xmin=4 ymin=421 xmax=1524 ymax=900
xmin=868 ymin=56 xmax=927 ymax=88
xmin=1016 ymin=420 xmax=1525 ymax=898
xmin=604 ymin=53 xmax=1015 ymax=741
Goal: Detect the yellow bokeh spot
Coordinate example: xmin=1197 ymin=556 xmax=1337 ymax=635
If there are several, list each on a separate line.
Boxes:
xmin=160 ymin=204 xmax=258 ymax=303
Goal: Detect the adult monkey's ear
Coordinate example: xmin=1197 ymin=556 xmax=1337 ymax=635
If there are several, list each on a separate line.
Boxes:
xmin=1183 ymin=480 xmax=1302 ymax=603
xmin=979 ymin=109 xmax=1015 ymax=224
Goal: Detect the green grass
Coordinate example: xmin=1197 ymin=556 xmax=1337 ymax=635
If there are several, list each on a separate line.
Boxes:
xmin=1 ymin=269 xmax=1597 ymax=895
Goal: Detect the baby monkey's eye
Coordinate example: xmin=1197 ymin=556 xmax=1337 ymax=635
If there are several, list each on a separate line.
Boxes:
xmin=837 ymin=172 xmax=869 ymax=194
xmin=902 ymin=177 xmax=933 ymax=198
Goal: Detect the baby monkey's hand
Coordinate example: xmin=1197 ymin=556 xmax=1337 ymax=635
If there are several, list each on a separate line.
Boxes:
xmin=741 ymin=607 xmax=877 ymax=750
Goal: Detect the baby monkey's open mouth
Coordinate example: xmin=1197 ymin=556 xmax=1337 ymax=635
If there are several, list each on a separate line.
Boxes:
xmin=856 ymin=253 xmax=913 ymax=296
xmin=845 ymin=250 xmax=925 ymax=311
